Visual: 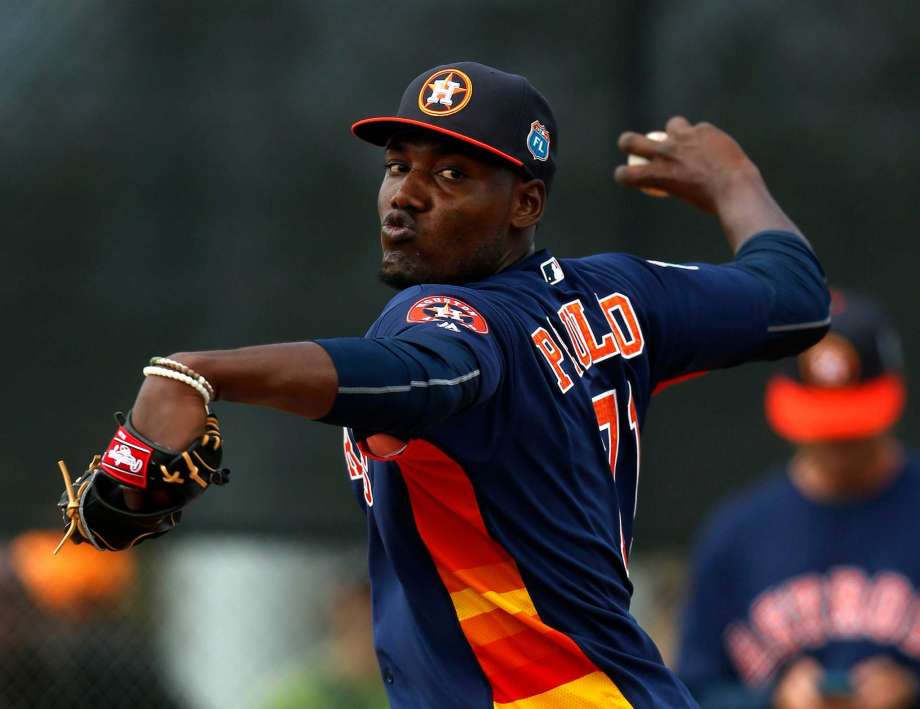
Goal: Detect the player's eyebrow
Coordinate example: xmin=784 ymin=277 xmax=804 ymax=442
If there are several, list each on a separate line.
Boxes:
xmin=385 ymin=131 xmax=474 ymax=158
xmin=385 ymin=136 xmax=514 ymax=177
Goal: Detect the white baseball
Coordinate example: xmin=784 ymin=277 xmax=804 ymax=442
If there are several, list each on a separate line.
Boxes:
xmin=627 ymin=131 xmax=669 ymax=197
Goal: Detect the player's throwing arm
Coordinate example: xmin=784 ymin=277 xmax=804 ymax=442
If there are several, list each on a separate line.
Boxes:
xmin=615 ymin=116 xmax=802 ymax=253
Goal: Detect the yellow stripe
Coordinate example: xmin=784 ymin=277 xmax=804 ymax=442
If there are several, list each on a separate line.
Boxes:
xmin=493 ymin=670 xmax=633 ymax=709
xmin=450 ymin=586 xmax=539 ymax=622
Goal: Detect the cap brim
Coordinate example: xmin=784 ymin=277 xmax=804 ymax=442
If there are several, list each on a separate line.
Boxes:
xmin=765 ymin=374 xmax=905 ymax=443
xmin=351 ymin=117 xmax=524 ymax=169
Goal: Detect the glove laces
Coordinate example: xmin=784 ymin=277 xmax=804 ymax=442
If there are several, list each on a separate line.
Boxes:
xmin=53 ymin=458 xmax=94 ymax=555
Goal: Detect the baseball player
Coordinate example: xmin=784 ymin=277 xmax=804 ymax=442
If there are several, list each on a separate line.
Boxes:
xmin=677 ymin=292 xmax=919 ymax=709
xmin=57 ymin=62 xmax=830 ymax=707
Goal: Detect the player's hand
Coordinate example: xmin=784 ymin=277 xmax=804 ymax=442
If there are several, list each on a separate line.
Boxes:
xmin=614 ymin=116 xmax=800 ymax=250
xmin=849 ymin=656 xmax=918 ymax=709
xmin=131 ymin=370 xmax=207 ymax=451
xmin=614 ymin=116 xmax=761 ymax=214
xmin=772 ymin=657 xmax=856 ymax=709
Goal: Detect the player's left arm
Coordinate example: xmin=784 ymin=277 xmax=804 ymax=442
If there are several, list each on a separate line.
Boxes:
xmin=59 ymin=334 xmax=475 ymax=550
xmin=126 ymin=342 xmax=338 ymax=449
xmin=130 ymin=306 xmax=501 ymax=449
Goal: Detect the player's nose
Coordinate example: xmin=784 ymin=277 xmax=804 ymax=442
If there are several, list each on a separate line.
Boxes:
xmin=390 ymin=169 xmax=431 ymax=212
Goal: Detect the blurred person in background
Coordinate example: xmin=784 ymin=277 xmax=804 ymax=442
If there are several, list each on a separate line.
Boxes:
xmin=256 ymin=571 xmax=386 ymax=709
xmin=677 ymin=292 xmax=919 ymax=709
xmin=1 ymin=531 xmax=180 ymax=709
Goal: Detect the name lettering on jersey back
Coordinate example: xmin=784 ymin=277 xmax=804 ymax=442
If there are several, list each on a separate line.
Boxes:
xmin=726 ymin=568 xmax=920 ymax=686
xmin=531 ymin=292 xmax=644 ymax=392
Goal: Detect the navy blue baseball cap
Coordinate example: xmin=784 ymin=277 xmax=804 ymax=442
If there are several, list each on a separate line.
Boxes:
xmin=766 ymin=291 xmax=906 ymax=442
xmin=352 ymin=62 xmax=558 ymax=190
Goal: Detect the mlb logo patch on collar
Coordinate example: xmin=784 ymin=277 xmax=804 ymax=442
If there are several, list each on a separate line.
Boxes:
xmin=418 ymin=68 xmax=473 ymax=117
xmin=407 ymin=295 xmax=489 ymax=334
xmin=526 ymin=120 xmax=550 ymax=161
xmin=541 ymin=257 xmax=564 ymax=285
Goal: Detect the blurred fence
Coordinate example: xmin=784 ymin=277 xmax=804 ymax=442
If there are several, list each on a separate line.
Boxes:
xmin=0 ymin=532 xmax=386 ymax=709
xmin=0 ymin=531 xmax=682 ymax=708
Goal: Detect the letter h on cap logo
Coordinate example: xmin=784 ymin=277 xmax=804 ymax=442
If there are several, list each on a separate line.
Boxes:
xmin=418 ymin=68 xmax=473 ymax=117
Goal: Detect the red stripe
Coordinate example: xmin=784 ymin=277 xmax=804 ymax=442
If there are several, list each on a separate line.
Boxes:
xmin=352 ymin=117 xmax=525 ymax=167
xmin=398 ymin=441 xmax=507 ymax=569
xmin=440 ymin=568 xmax=469 ymax=594
xmin=651 ymin=369 xmax=708 ymax=396
xmin=480 ymin=628 xmax=597 ymax=703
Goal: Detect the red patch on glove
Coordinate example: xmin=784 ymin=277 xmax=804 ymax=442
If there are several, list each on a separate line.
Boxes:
xmin=99 ymin=427 xmax=153 ymax=488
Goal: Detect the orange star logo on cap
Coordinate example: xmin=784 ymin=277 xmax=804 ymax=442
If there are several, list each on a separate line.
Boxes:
xmin=418 ymin=68 xmax=473 ymax=117
xmin=798 ymin=333 xmax=861 ymax=387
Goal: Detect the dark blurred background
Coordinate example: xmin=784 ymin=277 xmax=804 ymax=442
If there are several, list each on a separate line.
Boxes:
xmin=2 ymin=2 xmax=918 ymax=704
xmin=7 ymin=0 xmax=916 ymax=546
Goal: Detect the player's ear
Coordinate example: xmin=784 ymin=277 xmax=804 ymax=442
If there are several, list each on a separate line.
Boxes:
xmin=510 ymin=177 xmax=545 ymax=230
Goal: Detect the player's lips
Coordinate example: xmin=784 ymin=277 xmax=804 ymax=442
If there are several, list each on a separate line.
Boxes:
xmin=381 ymin=211 xmax=417 ymax=242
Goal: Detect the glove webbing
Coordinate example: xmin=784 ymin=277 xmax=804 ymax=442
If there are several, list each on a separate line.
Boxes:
xmin=54 ymin=458 xmax=94 ymax=555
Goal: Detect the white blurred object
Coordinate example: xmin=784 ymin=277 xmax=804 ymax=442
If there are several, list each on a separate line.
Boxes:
xmin=156 ymin=535 xmax=350 ymax=709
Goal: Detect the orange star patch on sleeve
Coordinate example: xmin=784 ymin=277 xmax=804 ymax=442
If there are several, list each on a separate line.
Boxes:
xmin=406 ymin=296 xmax=489 ymax=334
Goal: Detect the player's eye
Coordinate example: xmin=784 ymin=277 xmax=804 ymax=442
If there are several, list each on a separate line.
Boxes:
xmin=436 ymin=167 xmax=465 ymax=182
xmin=384 ymin=161 xmax=408 ymax=176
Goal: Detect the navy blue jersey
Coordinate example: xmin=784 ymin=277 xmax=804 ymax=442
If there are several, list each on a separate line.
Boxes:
xmin=677 ymin=456 xmax=920 ymax=704
xmin=327 ymin=233 xmax=828 ymax=708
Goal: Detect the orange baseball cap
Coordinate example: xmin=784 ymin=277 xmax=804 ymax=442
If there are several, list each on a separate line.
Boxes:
xmin=765 ymin=291 xmax=906 ymax=442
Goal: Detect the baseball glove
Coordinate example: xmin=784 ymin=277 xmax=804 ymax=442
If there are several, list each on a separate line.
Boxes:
xmin=55 ymin=410 xmax=230 ymax=553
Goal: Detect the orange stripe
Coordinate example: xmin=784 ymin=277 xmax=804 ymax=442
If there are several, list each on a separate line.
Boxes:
xmin=765 ymin=373 xmax=906 ymax=442
xmin=397 ymin=440 xmax=627 ymax=705
xmin=461 ymin=607 xmax=532 ymax=646
xmin=441 ymin=560 xmax=526 ymax=594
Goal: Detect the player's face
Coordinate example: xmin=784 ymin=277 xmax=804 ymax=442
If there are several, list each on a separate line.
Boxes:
xmin=377 ymin=133 xmax=523 ymax=289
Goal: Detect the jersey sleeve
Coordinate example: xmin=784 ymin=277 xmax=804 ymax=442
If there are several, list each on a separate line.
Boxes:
xmin=601 ymin=231 xmax=829 ymax=389
xmin=315 ymin=285 xmax=507 ymax=438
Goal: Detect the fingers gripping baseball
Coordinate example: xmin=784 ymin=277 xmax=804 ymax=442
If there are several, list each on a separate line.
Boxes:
xmin=665 ymin=115 xmax=691 ymax=132
xmin=614 ymin=117 xmax=758 ymax=213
